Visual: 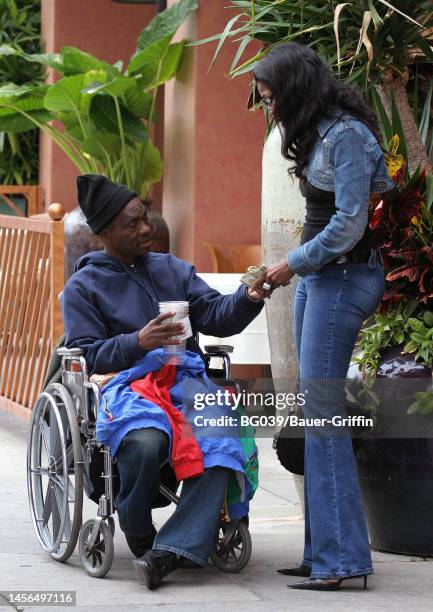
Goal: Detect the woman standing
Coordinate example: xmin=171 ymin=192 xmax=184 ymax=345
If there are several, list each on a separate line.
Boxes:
xmin=251 ymin=42 xmax=393 ymax=591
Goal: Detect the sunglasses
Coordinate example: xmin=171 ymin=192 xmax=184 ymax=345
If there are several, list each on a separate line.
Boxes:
xmin=261 ymin=96 xmax=274 ymax=108
xmin=247 ymin=86 xmax=275 ymax=110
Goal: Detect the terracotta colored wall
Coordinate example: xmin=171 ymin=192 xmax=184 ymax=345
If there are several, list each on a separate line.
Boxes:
xmin=163 ymin=1 xmax=264 ymax=270
xmin=41 ymin=0 xmax=265 ymax=271
xmin=40 ymin=0 xmax=156 ymax=210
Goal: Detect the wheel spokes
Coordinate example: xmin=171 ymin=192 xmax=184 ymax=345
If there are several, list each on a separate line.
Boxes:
xmin=51 ymin=477 xmax=63 ymax=541
xmin=31 ymin=467 xmax=49 ymax=476
xmin=42 ymin=486 xmax=53 ymax=525
xmin=40 ymin=420 xmax=51 ymax=458
xmin=215 ymin=525 xmax=245 ymax=565
xmin=51 ymin=473 xmax=65 ymax=493
xmin=85 ymin=532 xmax=105 ymax=568
xmin=67 ymin=477 xmax=75 ymax=502
xmin=65 ymin=442 xmax=74 ymax=469
xmin=93 ymin=538 xmax=105 ymax=554
xmin=63 ymin=506 xmax=72 ymax=540
xmin=28 ymin=388 xmax=82 ymax=559
xmin=49 ymin=409 xmax=61 ymax=463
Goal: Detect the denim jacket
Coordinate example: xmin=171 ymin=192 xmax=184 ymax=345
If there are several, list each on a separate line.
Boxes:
xmin=287 ymin=112 xmax=394 ymax=276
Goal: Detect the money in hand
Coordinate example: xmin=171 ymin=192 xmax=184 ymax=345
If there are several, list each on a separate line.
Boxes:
xmin=240 ymin=265 xmax=267 ymax=288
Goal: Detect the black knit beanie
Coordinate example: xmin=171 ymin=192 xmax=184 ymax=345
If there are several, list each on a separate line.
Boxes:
xmin=77 ymin=174 xmax=137 ymax=235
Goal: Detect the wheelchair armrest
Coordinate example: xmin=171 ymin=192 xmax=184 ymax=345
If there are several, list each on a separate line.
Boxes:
xmin=204 ymin=344 xmax=234 ymax=355
xmin=57 ymin=347 xmax=84 ymax=357
xmin=90 ymin=372 xmax=119 ymax=388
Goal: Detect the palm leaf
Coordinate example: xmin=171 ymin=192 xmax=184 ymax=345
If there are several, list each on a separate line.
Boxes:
xmin=419 ymin=80 xmax=432 ymax=146
xmin=426 ymin=175 xmax=433 ymax=210
xmin=231 ymin=35 xmax=252 ymax=72
xmin=209 ymin=14 xmax=244 ymax=70
xmin=376 ymin=0 xmax=424 ymax=28
xmin=367 ymin=0 xmax=384 ymax=28
xmin=370 ymin=86 xmax=392 ymax=145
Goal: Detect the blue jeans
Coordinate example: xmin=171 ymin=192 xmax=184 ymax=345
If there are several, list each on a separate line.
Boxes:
xmin=115 ymin=427 xmax=229 ymax=566
xmin=294 ymin=261 xmax=384 ymax=579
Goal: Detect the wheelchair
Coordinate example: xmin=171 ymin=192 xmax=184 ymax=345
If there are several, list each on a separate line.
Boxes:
xmin=26 ymin=343 xmax=252 ymax=578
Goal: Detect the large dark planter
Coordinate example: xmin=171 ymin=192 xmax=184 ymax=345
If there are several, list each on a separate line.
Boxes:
xmin=350 ymin=345 xmax=433 ymax=556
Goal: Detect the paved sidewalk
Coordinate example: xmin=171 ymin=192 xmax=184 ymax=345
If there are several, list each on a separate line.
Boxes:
xmin=1 ymin=408 xmax=432 ymax=612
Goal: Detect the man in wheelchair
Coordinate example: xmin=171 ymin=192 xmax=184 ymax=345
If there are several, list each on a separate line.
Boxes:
xmin=61 ymin=175 xmax=266 ymax=589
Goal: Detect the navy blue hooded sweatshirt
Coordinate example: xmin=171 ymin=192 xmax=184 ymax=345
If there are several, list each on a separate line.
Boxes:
xmin=61 ymin=251 xmax=264 ymax=375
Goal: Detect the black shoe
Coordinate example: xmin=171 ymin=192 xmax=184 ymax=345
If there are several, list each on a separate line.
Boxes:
xmin=288 ymin=575 xmax=368 ymax=591
xmin=133 ymin=549 xmax=180 ymax=590
xmin=277 ymin=563 xmax=311 ymax=577
xmin=125 ymin=525 xmax=157 ymax=558
xmin=178 ymin=557 xmax=205 ymax=569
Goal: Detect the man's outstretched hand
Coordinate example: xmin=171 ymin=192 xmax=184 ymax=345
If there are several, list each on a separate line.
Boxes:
xmin=247 ymin=285 xmax=270 ymax=301
xmin=138 ymin=312 xmax=185 ymax=350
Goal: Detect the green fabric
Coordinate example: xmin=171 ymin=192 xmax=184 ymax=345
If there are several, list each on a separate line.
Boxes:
xmin=226 ymin=406 xmax=259 ymax=518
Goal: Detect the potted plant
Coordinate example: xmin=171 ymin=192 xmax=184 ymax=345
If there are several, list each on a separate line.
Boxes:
xmin=0 ymin=0 xmax=198 ymax=275
xmin=347 ymin=95 xmax=433 ymax=554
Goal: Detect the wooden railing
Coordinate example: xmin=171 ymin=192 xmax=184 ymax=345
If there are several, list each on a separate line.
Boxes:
xmin=0 ymin=204 xmax=65 ymax=421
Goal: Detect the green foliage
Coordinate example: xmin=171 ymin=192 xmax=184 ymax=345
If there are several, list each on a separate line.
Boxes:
xmin=403 ymin=315 xmax=433 ymax=365
xmin=0 ymin=0 xmax=43 ymax=185
xmin=135 ymin=0 xmax=198 ymax=50
xmin=353 ymin=97 xmax=433 ymax=419
xmin=408 ymin=391 xmax=433 ymax=416
xmin=196 ymin=0 xmax=433 ymax=89
xmin=0 ymin=0 xmax=198 ymax=196
xmin=355 ymin=303 xmax=433 ymax=374
xmin=128 ymin=37 xmax=186 ymax=87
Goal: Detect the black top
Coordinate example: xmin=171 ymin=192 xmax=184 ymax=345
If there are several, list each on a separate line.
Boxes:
xmin=299 ymin=176 xmax=373 ymax=250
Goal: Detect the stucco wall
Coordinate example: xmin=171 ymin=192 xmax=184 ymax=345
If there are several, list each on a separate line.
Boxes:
xmin=163 ymin=0 xmax=264 ymax=270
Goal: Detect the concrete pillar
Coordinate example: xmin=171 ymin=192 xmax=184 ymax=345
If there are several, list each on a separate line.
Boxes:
xmin=262 ymin=126 xmax=304 ymax=384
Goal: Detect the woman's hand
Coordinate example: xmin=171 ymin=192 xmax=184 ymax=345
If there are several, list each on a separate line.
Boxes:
xmin=251 ymin=259 xmax=295 ymax=296
xmin=266 ymin=259 xmax=295 ymax=288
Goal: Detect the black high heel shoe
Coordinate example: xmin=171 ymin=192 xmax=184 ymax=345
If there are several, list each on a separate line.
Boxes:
xmin=277 ymin=563 xmax=311 ymax=577
xmin=288 ymin=574 xmax=369 ymax=591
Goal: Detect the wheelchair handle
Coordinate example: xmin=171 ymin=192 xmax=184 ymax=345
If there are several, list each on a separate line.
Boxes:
xmin=57 ymin=347 xmax=84 ymax=357
xmin=204 ymin=344 xmax=234 ymax=355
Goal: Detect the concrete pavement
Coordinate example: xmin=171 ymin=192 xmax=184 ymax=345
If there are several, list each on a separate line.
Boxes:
xmin=1 ymin=408 xmax=432 ymax=612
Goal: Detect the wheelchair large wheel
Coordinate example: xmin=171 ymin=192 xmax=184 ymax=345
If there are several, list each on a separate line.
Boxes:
xmin=210 ymin=519 xmax=252 ymax=573
xmin=79 ymin=519 xmax=114 ymax=578
xmin=27 ymin=383 xmax=83 ymax=562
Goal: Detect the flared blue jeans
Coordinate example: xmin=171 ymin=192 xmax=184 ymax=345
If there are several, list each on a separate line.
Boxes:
xmin=294 ymin=261 xmax=384 ymax=578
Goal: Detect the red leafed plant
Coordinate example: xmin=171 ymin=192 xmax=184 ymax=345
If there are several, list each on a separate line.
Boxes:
xmin=369 ymin=136 xmax=433 ymax=309
xmin=356 ymin=135 xmax=433 ymax=377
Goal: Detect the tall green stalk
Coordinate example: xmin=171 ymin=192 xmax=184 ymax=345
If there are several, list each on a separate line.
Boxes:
xmin=113 ymin=96 xmax=132 ymax=187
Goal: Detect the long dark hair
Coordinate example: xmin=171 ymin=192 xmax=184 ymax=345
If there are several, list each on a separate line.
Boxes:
xmin=253 ymin=42 xmax=381 ymax=178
